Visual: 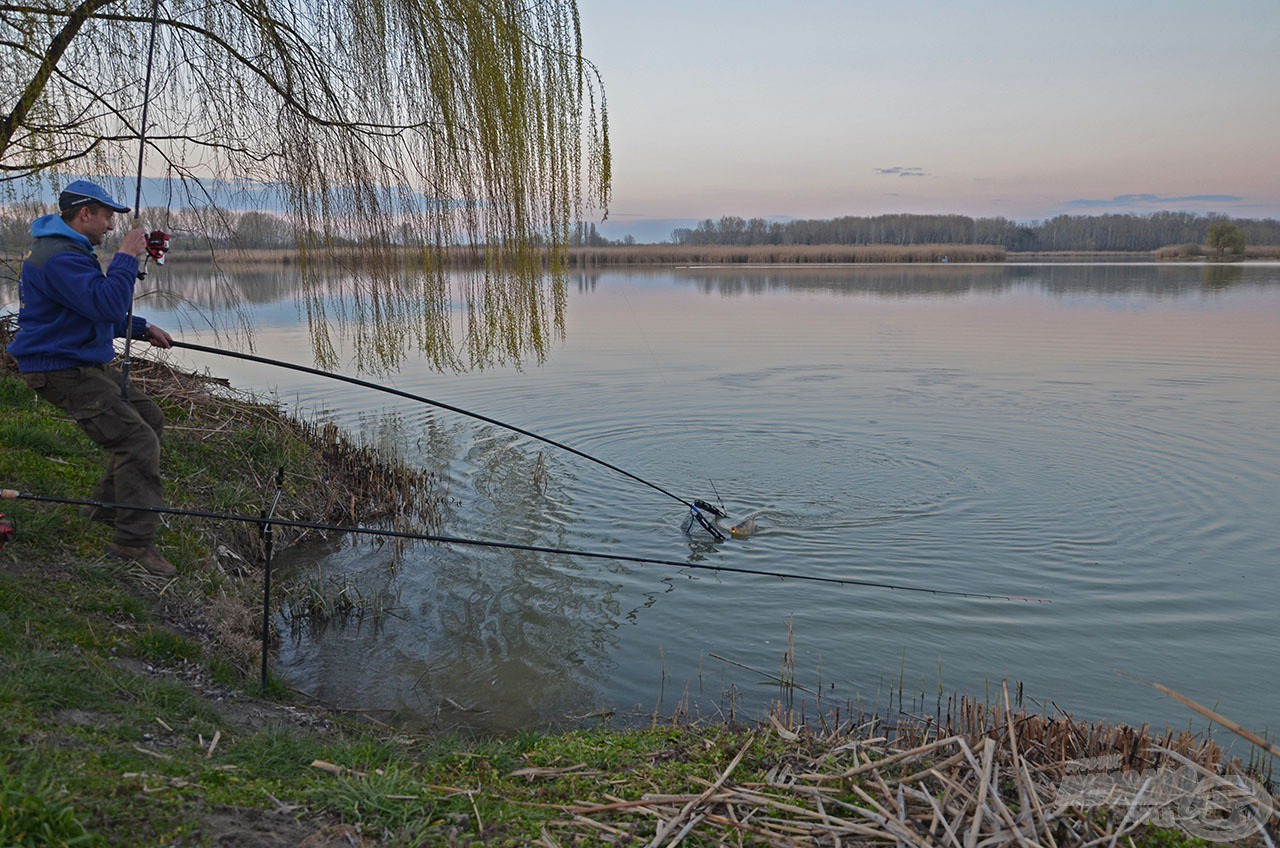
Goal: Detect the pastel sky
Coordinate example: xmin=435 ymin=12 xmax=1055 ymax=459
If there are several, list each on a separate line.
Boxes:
xmin=581 ymin=1 xmax=1280 ymax=240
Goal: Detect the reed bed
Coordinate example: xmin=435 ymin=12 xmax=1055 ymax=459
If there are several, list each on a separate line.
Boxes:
xmin=566 ymin=244 xmax=1007 ymax=266
xmin=162 ymin=246 xmax=445 ymax=269
xmin=159 ymin=243 xmax=1007 ymax=268
xmin=1008 ymin=250 xmax=1156 ymax=261
xmin=1155 ymin=244 xmax=1280 ymax=260
xmin=543 ymin=684 xmax=1278 ymax=847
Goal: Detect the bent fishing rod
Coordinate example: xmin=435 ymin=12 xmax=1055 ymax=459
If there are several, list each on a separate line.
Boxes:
xmin=0 ymin=489 xmax=1049 ymax=603
xmin=169 ymin=340 xmax=730 ymax=534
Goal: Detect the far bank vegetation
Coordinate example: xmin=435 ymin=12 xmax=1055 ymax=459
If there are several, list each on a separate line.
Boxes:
xmin=566 ymin=243 xmax=1005 ymax=264
xmin=4 ymin=207 xmax=1280 ymax=266
xmin=665 ymin=212 xmax=1280 ymax=253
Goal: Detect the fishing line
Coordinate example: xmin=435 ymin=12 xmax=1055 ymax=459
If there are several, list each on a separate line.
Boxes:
xmin=121 ymin=0 xmax=163 ymax=403
xmin=0 ymin=489 xmax=1049 ymax=603
xmin=169 ymin=340 xmax=713 ymax=515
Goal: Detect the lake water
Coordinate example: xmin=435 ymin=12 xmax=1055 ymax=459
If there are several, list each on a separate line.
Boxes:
xmin=10 ymin=262 xmax=1277 ymax=739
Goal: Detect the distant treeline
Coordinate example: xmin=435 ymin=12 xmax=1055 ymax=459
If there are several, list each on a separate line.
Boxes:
xmin=0 ymin=207 xmax=352 ymax=254
xmin=6 ymin=207 xmax=1279 ymax=257
xmin=669 ymin=213 xmax=1280 ymax=252
xmin=566 ymin=244 xmax=1005 ymax=265
xmin=0 ymin=208 xmax=618 ymax=254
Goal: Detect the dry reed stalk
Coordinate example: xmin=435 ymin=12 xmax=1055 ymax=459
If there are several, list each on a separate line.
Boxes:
xmin=820 ymin=735 xmax=969 ymax=780
xmin=645 ymin=736 xmax=754 ymax=847
xmin=709 ymin=653 xmax=821 ymax=697
xmin=529 ymin=652 xmax=1276 ymax=844
xmin=1128 ymin=675 xmax=1280 ymax=759
xmin=900 ymin=748 xmax=970 ymax=784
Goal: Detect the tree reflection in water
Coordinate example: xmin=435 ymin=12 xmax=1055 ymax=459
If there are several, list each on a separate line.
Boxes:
xmin=276 ymin=412 xmax=625 ymax=733
xmin=63 ymin=261 xmax=569 ymax=375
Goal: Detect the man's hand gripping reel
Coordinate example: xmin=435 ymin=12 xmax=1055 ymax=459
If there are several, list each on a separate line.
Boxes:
xmin=136 ymin=229 xmax=171 ymax=280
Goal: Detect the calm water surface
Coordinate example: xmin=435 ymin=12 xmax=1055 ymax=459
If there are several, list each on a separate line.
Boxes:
xmin=18 ymin=263 xmax=1278 ymax=736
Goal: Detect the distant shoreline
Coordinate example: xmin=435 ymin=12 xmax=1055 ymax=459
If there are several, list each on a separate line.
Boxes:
xmin=6 ymin=244 xmax=1278 ymax=271
xmin=166 ymin=244 xmax=1280 ymax=266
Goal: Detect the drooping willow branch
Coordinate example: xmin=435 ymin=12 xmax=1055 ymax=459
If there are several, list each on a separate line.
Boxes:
xmin=1 ymin=0 xmax=610 ymax=371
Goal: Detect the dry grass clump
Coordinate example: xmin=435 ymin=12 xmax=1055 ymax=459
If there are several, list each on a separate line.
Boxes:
xmin=1155 ymin=244 xmax=1206 ymax=260
xmin=121 ymin=354 xmax=444 ymax=550
xmin=549 ymin=684 xmax=1278 ymax=846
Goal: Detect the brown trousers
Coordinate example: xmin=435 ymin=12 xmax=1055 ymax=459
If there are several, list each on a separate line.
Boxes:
xmin=22 ymin=364 xmax=164 ymax=547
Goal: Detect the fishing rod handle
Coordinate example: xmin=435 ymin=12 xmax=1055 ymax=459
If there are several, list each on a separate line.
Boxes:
xmin=2 ymin=490 xmax=18 ymax=500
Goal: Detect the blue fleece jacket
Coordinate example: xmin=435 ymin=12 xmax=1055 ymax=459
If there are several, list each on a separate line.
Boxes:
xmin=8 ymin=214 xmax=149 ymax=372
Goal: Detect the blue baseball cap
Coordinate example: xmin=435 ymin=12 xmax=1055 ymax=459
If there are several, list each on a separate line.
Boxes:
xmin=58 ymin=180 xmax=131 ymax=214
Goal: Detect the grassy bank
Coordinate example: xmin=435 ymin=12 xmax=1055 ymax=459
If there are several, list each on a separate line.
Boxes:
xmin=1 ymin=326 xmax=1275 ymax=845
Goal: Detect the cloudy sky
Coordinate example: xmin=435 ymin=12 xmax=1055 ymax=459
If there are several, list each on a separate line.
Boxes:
xmin=581 ymin=1 xmax=1280 ymax=240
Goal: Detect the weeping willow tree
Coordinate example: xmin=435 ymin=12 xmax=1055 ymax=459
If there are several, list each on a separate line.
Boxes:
xmin=0 ymin=0 xmax=609 ymax=370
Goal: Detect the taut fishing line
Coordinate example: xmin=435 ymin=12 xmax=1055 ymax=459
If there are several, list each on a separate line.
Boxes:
xmin=0 ymin=489 xmax=1050 ymax=603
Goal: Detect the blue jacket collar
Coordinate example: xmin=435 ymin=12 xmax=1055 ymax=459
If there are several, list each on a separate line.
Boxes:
xmin=31 ymin=213 xmax=94 ymax=249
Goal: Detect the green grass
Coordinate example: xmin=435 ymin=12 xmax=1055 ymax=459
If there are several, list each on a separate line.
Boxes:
xmin=0 ymin=758 xmax=94 ymax=848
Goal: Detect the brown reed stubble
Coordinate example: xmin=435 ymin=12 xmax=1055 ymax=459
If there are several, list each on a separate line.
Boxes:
xmin=553 ymin=682 xmax=1278 ymax=847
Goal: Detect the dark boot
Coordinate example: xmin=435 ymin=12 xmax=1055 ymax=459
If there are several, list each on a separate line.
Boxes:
xmin=107 ymin=543 xmax=177 ymax=577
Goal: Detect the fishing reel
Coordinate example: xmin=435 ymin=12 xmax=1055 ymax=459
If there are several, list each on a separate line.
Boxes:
xmin=145 ymin=229 xmax=171 ymax=264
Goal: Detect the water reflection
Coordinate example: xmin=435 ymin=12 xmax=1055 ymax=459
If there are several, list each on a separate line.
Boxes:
xmin=8 ymin=263 xmax=1276 ymax=326
xmin=1202 ymin=264 xmax=1245 ymax=289
xmin=286 ymin=264 xmax=567 ymax=372
xmin=278 ymin=535 xmax=624 ymax=731
xmin=277 ymin=414 xmax=627 ymax=732
xmin=563 ymin=263 xmax=1280 ymax=299
xmin=263 ymin=263 xmax=1279 ymax=737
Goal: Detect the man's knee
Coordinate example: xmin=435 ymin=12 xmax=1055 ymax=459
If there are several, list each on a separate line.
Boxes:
xmin=80 ymin=405 xmax=161 ymax=462
xmin=134 ymin=397 xmax=165 ymax=438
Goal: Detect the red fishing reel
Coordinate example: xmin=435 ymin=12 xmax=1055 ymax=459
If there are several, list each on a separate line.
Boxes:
xmin=0 ymin=513 xmax=15 ymax=549
xmin=146 ymin=229 xmax=171 ymax=264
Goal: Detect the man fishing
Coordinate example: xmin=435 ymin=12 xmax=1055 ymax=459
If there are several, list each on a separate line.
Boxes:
xmin=8 ymin=180 xmax=177 ymax=577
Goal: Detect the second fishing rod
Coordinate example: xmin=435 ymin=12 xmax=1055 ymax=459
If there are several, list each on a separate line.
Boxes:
xmin=170 ymin=340 xmax=731 ymax=532
xmin=1 ymin=488 xmax=1049 ymax=602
